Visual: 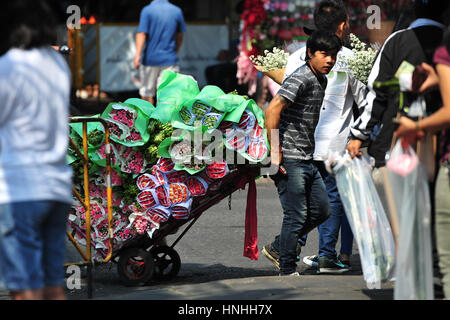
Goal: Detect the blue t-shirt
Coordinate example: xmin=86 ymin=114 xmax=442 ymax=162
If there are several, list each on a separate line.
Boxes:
xmin=137 ymin=0 xmax=186 ymax=66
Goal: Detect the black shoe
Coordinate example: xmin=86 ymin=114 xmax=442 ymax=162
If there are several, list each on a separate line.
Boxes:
xmin=262 ymin=242 xmax=302 ymax=269
xmin=318 ymin=256 xmax=350 ymax=274
xmin=262 ymin=244 xmax=280 ymax=270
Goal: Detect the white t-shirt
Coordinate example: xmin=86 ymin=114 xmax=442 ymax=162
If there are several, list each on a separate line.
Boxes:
xmin=284 ymin=46 xmax=368 ymax=161
xmin=0 ymin=47 xmax=73 ymax=204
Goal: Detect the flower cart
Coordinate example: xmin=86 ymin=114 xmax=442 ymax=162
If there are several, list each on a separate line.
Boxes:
xmin=66 ymin=117 xmax=115 ymax=299
xmin=112 ymin=164 xmax=261 ymax=286
xmin=66 ymin=70 xmax=270 ymax=291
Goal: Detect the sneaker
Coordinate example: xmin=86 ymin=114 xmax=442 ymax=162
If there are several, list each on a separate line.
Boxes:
xmin=262 ymin=243 xmax=302 ymax=269
xmin=302 ymin=255 xmax=319 ymax=268
xmin=279 ymin=271 xmax=300 ymax=277
xmin=338 ymin=254 xmax=352 ymax=270
xmin=262 ymin=244 xmax=280 ymax=270
xmin=317 ymin=256 xmax=350 ymax=274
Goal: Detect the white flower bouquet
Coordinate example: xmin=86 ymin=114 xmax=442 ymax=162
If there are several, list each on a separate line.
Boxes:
xmin=345 ymin=33 xmax=378 ymax=85
xmin=250 ymin=47 xmax=289 ymax=85
xmin=250 ymin=47 xmax=289 ymax=72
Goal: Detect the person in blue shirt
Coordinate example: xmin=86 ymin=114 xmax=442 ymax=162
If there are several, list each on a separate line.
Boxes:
xmin=134 ymin=0 xmax=186 ymax=105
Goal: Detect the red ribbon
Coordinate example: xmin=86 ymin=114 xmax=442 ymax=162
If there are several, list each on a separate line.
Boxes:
xmin=237 ymin=173 xmax=259 ymax=260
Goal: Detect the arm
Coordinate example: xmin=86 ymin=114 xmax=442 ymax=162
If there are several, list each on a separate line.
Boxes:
xmin=175 ymin=32 xmax=183 ymax=53
xmin=346 ymin=74 xmax=369 ymax=157
xmin=267 ymin=70 xmax=305 ymax=164
xmin=265 ymin=94 xmax=291 ymax=166
xmin=135 ymin=9 xmax=149 ymax=69
xmin=134 ymin=32 xmax=146 ymax=69
xmin=412 ymin=62 xmax=440 ymax=93
xmin=395 ymin=63 xmax=450 ymax=137
xmin=348 ymin=38 xmax=396 ymax=158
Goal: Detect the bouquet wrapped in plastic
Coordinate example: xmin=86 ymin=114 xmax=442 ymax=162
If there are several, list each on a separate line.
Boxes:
xmin=385 ymin=141 xmax=433 ymax=300
xmin=326 ymin=153 xmax=396 ymax=289
xmin=67 ymin=70 xmax=269 ymax=261
xmin=101 ymin=100 xmax=155 ymax=147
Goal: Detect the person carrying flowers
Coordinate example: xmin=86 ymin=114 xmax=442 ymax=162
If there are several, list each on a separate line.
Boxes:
xmin=263 ymin=30 xmax=342 ymax=276
xmin=262 ymin=0 xmax=369 ymax=275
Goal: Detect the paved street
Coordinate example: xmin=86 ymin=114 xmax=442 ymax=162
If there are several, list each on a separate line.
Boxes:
xmin=0 ymin=177 xmax=395 ymax=300
xmin=60 ymin=177 xmax=394 ymax=300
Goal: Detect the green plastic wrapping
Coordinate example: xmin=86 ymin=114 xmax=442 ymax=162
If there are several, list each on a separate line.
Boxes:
xmin=152 ymin=70 xmax=200 ymax=124
xmin=101 ymin=101 xmax=154 ymax=147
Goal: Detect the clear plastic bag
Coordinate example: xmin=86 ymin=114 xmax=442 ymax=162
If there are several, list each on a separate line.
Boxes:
xmin=386 ymin=140 xmax=433 ymax=300
xmin=326 ymin=153 xmax=396 ymax=289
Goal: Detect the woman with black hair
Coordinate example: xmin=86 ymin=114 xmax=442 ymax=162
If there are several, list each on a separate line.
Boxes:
xmin=0 ymin=1 xmax=73 ymax=300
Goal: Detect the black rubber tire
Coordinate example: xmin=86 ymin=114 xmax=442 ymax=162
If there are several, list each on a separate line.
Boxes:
xmin=117 ymin=248 xmax=154 ymax=286
xmin=150 ymin=246 xmax=181 ymax=281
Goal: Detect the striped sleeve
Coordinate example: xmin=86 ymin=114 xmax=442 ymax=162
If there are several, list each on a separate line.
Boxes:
xmin=350 ymin=30 xmax=406 ymax=141
xmin=277 ymin=72 xmax=306 ymax=103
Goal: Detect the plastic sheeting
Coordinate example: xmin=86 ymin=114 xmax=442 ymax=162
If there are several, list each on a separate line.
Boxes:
xmin=327 ymin=153 xmax=396 ymax=289
xmin=386 ymin=141 xmax=434 ymax=300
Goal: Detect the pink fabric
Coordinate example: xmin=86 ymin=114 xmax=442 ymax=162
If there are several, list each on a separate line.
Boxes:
xmin=433 ymin=45 xmax=450 ymax=164
xmin=386 ymin=153 xmax=419 ymax=176
xmin=433 ymin=45 xmax=450 ymax=67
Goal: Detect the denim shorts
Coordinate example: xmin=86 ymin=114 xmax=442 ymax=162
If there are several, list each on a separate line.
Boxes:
xmin=0 ymin=200 xmax=71 ymax=291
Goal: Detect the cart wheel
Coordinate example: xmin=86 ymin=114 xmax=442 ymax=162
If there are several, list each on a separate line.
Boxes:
xmin=150 ymin=246 xmax=181 ymax=281
xmin=117 ymin=248 xmax=154 ymax=286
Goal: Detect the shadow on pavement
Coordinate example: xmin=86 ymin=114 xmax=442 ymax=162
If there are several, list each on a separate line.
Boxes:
xmin=66 ymin=262 xmax=280 ymax=300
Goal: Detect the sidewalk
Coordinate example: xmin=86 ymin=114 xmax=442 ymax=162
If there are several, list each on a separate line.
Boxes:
xmin=98 ymin=273 xmax=395 ymax=300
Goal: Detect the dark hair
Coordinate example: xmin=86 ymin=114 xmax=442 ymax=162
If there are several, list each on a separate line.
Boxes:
xmin=306 ymin=30 xmax=343 ymax=61
xmin=414 ymin=0 xmax=450 ymax=22
xmin=0 ymin=0 xmax=57 ymax=54
xmin=313 ymin=0 xmax=348 ymax=33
